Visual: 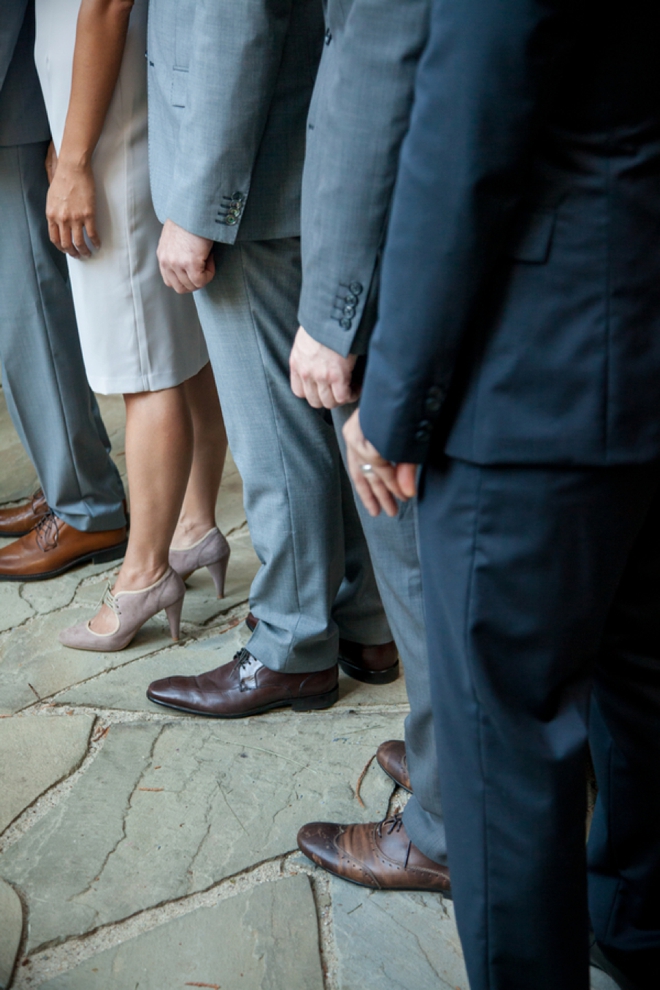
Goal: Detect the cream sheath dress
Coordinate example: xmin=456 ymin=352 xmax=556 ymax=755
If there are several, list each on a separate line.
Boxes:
xmin=34 ymin=0 xmax=209 ymax=394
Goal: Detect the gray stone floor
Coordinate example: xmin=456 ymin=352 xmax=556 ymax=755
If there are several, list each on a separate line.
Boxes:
xmin=0 ymin=392 xmax=617 ymax=990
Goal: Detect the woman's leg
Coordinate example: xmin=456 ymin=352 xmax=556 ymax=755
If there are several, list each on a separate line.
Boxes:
xmin=89 ymin=383 xmax=193 ymax=634
xmin=171 ymin=361 xmax=228 ymax=547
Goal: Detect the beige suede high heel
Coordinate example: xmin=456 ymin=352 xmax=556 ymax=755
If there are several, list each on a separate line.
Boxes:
xmin=59 ymin=568 xmax=186 ymax=652
xmin=169 ymin=527 xmax=230 ymax=598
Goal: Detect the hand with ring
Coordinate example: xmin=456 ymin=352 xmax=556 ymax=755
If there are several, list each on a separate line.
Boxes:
xmin=343 ymin=409 xmax=417 ymax=517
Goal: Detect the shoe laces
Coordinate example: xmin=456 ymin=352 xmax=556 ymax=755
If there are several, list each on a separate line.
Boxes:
xmin=98 ymin=583 xmax=120 ymax=615
xmin=376 ymin=814 xmax=405 ymax=838
xmin=233 ymin=648 xmax=259 ymax=691
xmin=34 ymin=510 xmax=61 ymax=552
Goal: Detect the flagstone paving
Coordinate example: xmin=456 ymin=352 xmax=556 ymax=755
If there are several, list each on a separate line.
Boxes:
xmin=0 ymin=392 xmax=617 ymax=990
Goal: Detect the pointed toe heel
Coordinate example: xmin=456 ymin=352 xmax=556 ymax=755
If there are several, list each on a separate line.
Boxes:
xmin=169 ymin=527 xmax=231 ymax=598
xmin=58 ymin=568 xmax=186 ymax=653
xmin=165 ymin=596 xmax=185 ymax=640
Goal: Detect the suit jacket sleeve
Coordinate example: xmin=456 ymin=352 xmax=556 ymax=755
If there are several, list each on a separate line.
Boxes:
xmin=164 ymin=0 xmax=296 ymax=243
xmin=359 ymin=0 xmax=576 ymax=463
xmin=298 ymin=0 xmax=430 ymax=357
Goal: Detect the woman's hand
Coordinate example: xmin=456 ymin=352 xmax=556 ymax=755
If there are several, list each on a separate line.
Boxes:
xmin=46 ymin=157 xmax=101 ymax=259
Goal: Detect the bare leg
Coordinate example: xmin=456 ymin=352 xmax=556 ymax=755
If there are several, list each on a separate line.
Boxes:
xmin=171 ymin=361 xmax=227 ymax=548
xmin=89 ymin=384 xmax=193 ymax=634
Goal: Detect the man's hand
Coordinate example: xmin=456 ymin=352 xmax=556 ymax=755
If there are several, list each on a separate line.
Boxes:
xmin=290 ymin=325 xmax=359 ymax=408
xmin=343 ymin=409 xmax=417 ymax=517
xmin=157 ymin=219 xmax=215 ymax=293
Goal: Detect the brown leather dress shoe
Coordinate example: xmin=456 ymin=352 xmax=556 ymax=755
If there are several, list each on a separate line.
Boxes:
xmin=146 ymin=648 xmax=339 ymax=717
xmin=338 ymin=639 xmax=399 ymax=684
xmin=376 ymin=739 xmax=412 ymax=792
xmin=297 ymin=813 xmax=451 ymax=893
xmin=0 ymin=489 xmax=49 ymax=538
xmin=244 ymin=613 xmax=399 ymax=684
xmin=0 ymin=512 xmax=127 ymax=581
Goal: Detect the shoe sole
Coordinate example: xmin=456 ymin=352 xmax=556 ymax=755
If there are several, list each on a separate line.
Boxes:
xmin=146 ymin=685 xmax=339 ymax=718
xmin=338 ymin=656 xmax=400 ymax=685
xmin=301 ymin=856 xmax=452 ymax=897
xmin=0 ymin=540 xmax=128 ymax=582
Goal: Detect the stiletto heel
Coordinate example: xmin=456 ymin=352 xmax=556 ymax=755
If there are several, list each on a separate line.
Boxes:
xmin=59 ymin=568 xmax=186 ymax=652
xmin=165 ymin=596 xmax=185 ymax=640
xmin=169 ymin=527 xmax=231 ymax=597
xmin=206 ymin=552 xmax=229 ymax=598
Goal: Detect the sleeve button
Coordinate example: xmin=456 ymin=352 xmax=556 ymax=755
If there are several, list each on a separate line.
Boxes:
xmin=340 ymin=318 xmax=352 ymax=329
xmin=349 ymin=281 xmax=363 ymax=295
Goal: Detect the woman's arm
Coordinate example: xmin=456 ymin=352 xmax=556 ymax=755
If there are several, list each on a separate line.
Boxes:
xmin=46 ymin=0 xmax=134 ymax=258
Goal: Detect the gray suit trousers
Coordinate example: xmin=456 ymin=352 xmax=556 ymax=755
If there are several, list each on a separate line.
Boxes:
xmin=332 ymin=402 xmax=447 ymax=863
xmin=194 ymin=237 xmax=391 ymax=673
xmin=0 ymin=141 xmax=125 ymax=530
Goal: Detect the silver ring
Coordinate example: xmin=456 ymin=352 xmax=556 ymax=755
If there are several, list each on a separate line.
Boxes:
xmin=359 ymin=463 xmax=375 ymax=476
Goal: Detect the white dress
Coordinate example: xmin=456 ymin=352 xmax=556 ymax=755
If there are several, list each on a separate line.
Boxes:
xmin=34 ymin=0 xmax=209 ymax=394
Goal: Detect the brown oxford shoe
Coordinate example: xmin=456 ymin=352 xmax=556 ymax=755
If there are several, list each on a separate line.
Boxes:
xmin=244 ymin=613 xmax=399 ymax=685
xmin=297 ymin=813 xmax=451 ymax=893
xmin=146 ymin=647 xmax=339 ymax=717
xmin=0 ymin=512 xmax=127 ymax=581
xmin=0 ymin=489 xmax=49 ymax=538
xmin=376 ymin=740 xmax=412 ymax=792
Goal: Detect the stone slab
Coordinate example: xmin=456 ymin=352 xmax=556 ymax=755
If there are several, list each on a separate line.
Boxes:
xmin=330 ymin=881 xmax=467 ymax=990
xmin=0 ymin=713 xmax=94 ymax=833
xmin=0 ymin=599 xmax=193 ymax=716
xmin=0 ymin=879 xmax=22 ymax=990
xmin=0 ymin=711 xmax=401 ymax=951
xmin=39 ymin=876 xmax=323 ymax=990
xmin=0 ymin=585 xmax=34 ymax=634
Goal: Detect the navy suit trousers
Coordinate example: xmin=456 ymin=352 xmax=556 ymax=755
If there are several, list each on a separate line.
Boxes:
xmin=418 ymin=456 xmax=660 ymax=990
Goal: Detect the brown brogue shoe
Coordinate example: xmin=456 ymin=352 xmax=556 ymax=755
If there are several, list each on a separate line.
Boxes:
xmin=297 ymin=814 xmax=451 ymax=893
xmin=146 ymin=648 xmax=339 ymax=717
xmin=0 ymin=512 xmax=127 ymax=581
xmin=376 ymin=740 xmax=412 ymax=792
xmin=0 ymin=489 xmax=49 ymax=538
xmin=338 ymin=639 xmax=399 ymax=684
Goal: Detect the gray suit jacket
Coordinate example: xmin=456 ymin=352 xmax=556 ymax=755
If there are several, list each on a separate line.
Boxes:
xmin=298 ymin=0 xmax=430 ymax=357
xmin=147 ymin=0 xmax=324 ymax=244
xmin=0 ymin=0 xmax=50 ymax=146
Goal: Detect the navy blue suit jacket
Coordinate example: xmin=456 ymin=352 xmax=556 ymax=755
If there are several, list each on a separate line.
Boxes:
xmin=360 ymin=0 xmax=660 ymax=467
